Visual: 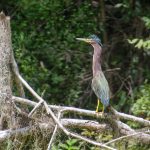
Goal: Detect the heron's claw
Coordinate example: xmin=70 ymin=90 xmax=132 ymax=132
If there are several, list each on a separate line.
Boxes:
xmin=96 ymin=111 xmax=104 ymax=118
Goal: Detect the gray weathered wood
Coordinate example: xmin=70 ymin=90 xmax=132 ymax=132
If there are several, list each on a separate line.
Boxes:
xmin=0 ymin=12 xmax=14 ymax=129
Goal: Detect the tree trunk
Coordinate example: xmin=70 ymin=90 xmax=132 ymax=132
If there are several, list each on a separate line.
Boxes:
xmin=0 ymin=12 xmax=15 ymax=130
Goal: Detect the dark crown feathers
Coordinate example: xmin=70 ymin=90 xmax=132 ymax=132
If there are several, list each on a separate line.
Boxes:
xmin=89 ymin=34 xmax=102 ymax=46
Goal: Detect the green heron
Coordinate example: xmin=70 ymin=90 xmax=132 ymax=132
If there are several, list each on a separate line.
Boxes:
xmin=76 ymin=35 xmax=110 ymax=113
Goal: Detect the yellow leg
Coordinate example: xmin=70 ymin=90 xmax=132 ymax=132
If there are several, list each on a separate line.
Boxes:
xmin=96 ymin=100 xmax=105 ymax=117
xmin=96 ymin=99 xmax=100 ymax=113
xmin=102 ymin=105 xmax=104 ymax=114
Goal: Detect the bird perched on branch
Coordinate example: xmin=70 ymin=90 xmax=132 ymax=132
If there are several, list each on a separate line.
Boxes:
xmin=76 ymin=35 xmax=110 ymax=114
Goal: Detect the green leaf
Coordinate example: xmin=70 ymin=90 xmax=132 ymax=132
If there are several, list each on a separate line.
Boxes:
xmin=135 ymin=39 xmax=144 ymax=49
xmin=68 ymin=139 xmax=78 ymax=146
xmin=114 ymin=3 xmax=124 ymax=8
xmin=142 ymin=17 xmax=150 ymax=29
xmin=59 ymin=144 xmax=69 ymax=149
xmin=70 ymin=146 xmax=80 ymax=150
xmin=115 ymin=3 xmax=128 ymax=8
xmin=52 ymin=145 xmax=59 ymax=150
xmin=127 ymin=39 xmax=139 ymax=44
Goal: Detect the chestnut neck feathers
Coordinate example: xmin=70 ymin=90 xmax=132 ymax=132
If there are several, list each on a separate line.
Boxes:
xmin=92 ymin=43 xmax=102 ymax=76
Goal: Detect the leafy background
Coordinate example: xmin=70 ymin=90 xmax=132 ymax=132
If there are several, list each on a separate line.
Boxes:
xmin=0 ymin=0 xmax=150 ymax=149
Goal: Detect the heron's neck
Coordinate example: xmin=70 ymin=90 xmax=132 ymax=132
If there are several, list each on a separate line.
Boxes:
xmin=92 ymin=43 xmax=102 ymax=76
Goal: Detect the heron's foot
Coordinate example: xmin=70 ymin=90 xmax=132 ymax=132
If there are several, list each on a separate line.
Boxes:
xmin=95 ymin=105 xmax=105 ymax=117
xmin=95 ymin=111 xmax=104 ymax=117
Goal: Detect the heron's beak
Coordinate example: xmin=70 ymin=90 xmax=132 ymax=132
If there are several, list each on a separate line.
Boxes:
xmin=76 ymin=38 xmax=92 ymax=43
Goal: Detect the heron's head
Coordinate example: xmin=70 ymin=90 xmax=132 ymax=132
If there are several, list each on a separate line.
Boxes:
xmin=76 ymin=34 xmax=102 ymax=47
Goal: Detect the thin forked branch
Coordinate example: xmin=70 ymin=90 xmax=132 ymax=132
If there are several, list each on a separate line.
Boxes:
xmin=105 ymin=130 xmax=150 ymax=145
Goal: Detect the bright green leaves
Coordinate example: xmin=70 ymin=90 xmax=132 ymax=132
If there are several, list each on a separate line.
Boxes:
xmin=131 ymin=84 xmax=150 ymax=118
xmin=127 ymin=16 xmax=150 ymax=51
xmin=128 ymin=39 xmax=150 ymax=50
xmin=114 ymin=3 xmax=129 ymax=9
xmin=52 ymin=138 xmax=80 ymax=150
xmin=127 ymin=39 xmax=139 ymax=45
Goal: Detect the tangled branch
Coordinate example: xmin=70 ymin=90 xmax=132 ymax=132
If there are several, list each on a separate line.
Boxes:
xmin=11 ymin=57 xmax=116 ymax=150
xmin=8 ymin=47 xmax=150 ymax=149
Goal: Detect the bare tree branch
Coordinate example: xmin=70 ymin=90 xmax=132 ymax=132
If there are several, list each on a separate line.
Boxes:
xmin=47 ymin=111 xmax=61 ymax=150
xmin=105 ymin=130 xmax=150 ymax=145
xmin=13 ymin=96 xmax=150 ymax=127
xmin=12 ymin=96 xmax=150 ymax=144
xmin=105 ymin=68 xmax=120 ymax=72
xmin=12 ymin=74 xmax=115 ymax=150
xmin=117 ymin=121 xmax=150 ymax=144
xmin=28 ymin=100 xmax=44 ymax=117
xmin=10 ymin=50 xmax=150 ymax=147
xmin=0 ymin=120 xmax=116 ymax=150
xmin=113 ymin=109 xmax=150 ymax=126
xmin=0 ymin=119 xmax=109 ymax=142
xmin=61 ymin=118 xmax=111 ymax=131
xmin=11 ymin=50 xmax=25 ymax=98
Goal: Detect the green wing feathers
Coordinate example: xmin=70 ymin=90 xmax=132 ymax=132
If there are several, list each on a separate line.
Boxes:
xmin=92 ymin=71 xmax=110 ymax=107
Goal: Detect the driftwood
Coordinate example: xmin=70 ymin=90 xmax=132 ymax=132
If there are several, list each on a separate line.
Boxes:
xmin=0 ymin=13 xmax=150 ymax=150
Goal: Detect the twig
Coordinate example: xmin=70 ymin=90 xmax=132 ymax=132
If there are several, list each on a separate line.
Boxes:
xmin=28 ymin=100 xmax=44 ymax=117
xmin=105 ymin=68 xmax=120 ymax=72
xmin=47 ymin=111 xmax=61 ymax=150
xmin=105 ymin=130 xmax=150 ymax=145
xmin=11 ymin=52 xmax=25 ymax=97
xmin=68 ymin=131 xmax=116 ymax=150
xmin=15 ymin=74 xmax=44 ymax=103
xmin=111 ymin=76 xmax=130 ymax=99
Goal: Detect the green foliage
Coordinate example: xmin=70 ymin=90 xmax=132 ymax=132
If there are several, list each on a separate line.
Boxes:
xmin=131 ymin=84 xmax=150 ymax=118
xmin=81 ymin=129 xmax=113 ymax=144
xmin=116 ymin=91 xmax=127 ymax=107
xmin=81 ymin=129 xmax=96 ymax=138
xmin=128 ymin=39 xmax=150 ymax=50
xmin=3 ymin=0 xmax=149 ymax=111
xmin=127 ymin=16 xmax=150 ymax=53
xmin=142 ymin=17 xmax=150 ymax=29
xmin=127 ymin=142 xmax=150 ymax=150
xmin=52 ymin=138 xmax=80 ymax=150
xmin=10 ymin=0 xmax=99 ymax=105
